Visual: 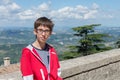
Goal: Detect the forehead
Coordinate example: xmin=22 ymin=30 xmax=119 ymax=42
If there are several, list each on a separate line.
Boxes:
xmin=37 ymin=25 xmax=50 ymax=30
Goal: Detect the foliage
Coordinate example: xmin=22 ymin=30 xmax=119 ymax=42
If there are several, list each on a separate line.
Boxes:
xmin=115 ymin=39 xmax=120 ymax=48
xmin=0 ymin=44 xmax=27 ymax=65
xmin=62 ymin=24 xmax=112 ymax=59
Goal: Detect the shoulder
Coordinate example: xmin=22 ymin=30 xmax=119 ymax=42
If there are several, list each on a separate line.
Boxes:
xmin=22 ymin=45 xmax=33 ymax=54
xmin=47 ymin=43 xmax=58 ymax=54
xmin=46 ymin=43 xmax=54 ymax=49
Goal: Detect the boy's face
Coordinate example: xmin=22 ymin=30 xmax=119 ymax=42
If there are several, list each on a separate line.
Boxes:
xmin=34 ymin=25 xmax=51 ymax=43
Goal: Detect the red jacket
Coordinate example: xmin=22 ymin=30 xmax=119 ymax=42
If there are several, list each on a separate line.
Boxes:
xmin=20 ymin=45 xmax=62 ymax=80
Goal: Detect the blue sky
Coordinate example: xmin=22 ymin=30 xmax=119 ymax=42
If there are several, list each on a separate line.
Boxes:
xmin=0 ymin=0 xmax=120 ymax=28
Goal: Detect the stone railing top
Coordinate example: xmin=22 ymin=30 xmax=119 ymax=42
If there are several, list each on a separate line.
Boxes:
xmin=60 ymin=49 xmax=120 ymax=78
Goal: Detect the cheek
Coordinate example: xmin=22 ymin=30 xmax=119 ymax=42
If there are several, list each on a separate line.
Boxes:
xmin=45 ymin=35 xmax=50 ymax=39
xmin=36 ymin=34 xmax=41 ymax=38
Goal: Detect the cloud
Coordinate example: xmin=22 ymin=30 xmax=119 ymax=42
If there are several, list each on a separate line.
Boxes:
xmin=49 ymin=4 xmax=98 ymax=20
xmin=38 ymin=3 xmax=50 ymax=11
xmin=17 ymin=10 xmax=37 ymax=20
xmin=0 ymin=1 xmax=52 ymax=27
xmin=0 ymin=1 xmax=116 ymax=27
xmin=0 ymin=2 xmax=97 ymax=27
xmin=17 ymin=2 xmax=50 ymax=20
xmin=84 ymin=10 xmax=98 ymax=19
xmin=0 ymin=0 xmax=11 ymax=5
xmin=0 ymin=0 xmax=20 ymax=12
xmin=13 ymin=2 xmax=100 ymax=21
xmin=0 ymin=0 xmax=20 ymax=20
xmin=0 ymin=0 xmax=21 ymax=26
xmin=92 ymin=3 xmax=99 ymax=9
xmin=9 ymin=2 xmax=20 ymax=11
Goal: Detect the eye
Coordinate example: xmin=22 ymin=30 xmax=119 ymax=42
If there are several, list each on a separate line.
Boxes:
xmin=36 ymin=29 xmax=50 ymax=34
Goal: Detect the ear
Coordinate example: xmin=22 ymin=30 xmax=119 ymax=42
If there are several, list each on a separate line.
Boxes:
xmin=33 ymin=29 xmax=37 ymax=35
xmin=49 ymin=31 xmax=52 ymax=35
xmin=51 ymin=31 xmax=54 ymax=35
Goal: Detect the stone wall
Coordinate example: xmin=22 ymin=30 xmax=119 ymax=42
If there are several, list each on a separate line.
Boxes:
xmin=61 ymin=49 xmax=120 ymax=80
xmin=0 ymin=49 xmax=120 ymax=80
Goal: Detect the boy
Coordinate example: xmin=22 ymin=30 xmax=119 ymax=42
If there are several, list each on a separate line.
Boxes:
xmin=20 ymin=17 xmax=62 ymax=80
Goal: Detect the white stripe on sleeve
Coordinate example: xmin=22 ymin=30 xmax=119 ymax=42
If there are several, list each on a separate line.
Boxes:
xmin=40 ymin=69 xmax=45 ymax=80
xmin=58 ymin=68 xmax=61 ymax=77
xmin=23 ymin=74 xmax=33 ymax=80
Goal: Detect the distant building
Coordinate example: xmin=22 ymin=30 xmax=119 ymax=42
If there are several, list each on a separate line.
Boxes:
xmin=3 ymin=57 xmax=10 ymax=66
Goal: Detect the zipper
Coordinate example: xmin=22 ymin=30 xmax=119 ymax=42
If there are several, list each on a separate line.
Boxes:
xmin=32 ymin=49 xmax=50 ymax=80
xmin=27 ymin=45 xmax=51 ymax=80
xmin=48 ymin=49 xmax=51 ymax=80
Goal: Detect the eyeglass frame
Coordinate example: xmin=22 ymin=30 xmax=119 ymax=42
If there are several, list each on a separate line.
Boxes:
xmin=36 ymin=29 xmax=51 ymax=34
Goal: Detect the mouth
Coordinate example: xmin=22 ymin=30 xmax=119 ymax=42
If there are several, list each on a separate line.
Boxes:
xmin=40 ymin=37 xmax=47 ymax=41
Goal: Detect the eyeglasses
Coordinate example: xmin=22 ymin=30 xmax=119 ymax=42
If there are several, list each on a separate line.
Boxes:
xmin=36 ymin=29 xmax=51 ymax=34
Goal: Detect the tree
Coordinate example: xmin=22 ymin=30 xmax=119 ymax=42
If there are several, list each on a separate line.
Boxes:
xmin=115 ymin=39 xmax=120 ymax=48
xmin=63 ymin=24 xmax=112 ymax=59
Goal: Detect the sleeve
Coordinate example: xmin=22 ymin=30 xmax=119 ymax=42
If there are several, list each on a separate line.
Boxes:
xmin=50 ymin=47 xmax=63 ymax=80
xmin=57 ymin=60 xmax=63 ymax=80
xmin=54 ymin=49 xmax=63 ymax=80
xmin=20 ymin=48 xmax=33 ymax=80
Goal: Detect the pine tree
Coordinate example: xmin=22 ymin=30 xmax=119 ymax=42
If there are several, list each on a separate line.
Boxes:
xmin=63 ymin=24 xmax=112 ymax=59
xmin=116 ymin=39 xmax=120 ymax=48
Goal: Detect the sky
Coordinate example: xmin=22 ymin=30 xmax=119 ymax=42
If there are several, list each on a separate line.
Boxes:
xmin=0 ymin=0 xmax=120 ymax=28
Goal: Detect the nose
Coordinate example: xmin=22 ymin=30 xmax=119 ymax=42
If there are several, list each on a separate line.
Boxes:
xmin=41 ymin=31 xmax=46 ymax=35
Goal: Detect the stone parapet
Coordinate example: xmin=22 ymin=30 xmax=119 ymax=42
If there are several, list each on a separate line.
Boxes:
xmin=61 ymin=49 xmax=120 ymax=80
xmin=0 ymin=49 xmax=120 ymax=80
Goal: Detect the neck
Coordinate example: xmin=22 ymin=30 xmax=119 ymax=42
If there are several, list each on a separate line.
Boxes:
xmin=32 ymin=40 xmax=46 ymax=50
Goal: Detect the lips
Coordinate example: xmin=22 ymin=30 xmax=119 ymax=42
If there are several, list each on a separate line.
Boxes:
xmin=40 ymin=36 xmax=47 ymax=41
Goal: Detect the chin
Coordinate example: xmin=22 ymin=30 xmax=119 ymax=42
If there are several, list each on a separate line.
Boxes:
xmin=40 ymin=40 xmax=46 ymax=43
